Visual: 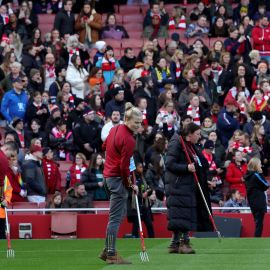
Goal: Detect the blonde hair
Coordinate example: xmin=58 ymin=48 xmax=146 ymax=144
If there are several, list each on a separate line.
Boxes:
xmin=251 ymin=124 xmax=263 ymax=142
xmin=185 ymin=55 xmax=200 ymax=71
xmin=124 ymin=102 xmax=142 ymax=121
xmin=201 ymin=117 xmax=215 ymax=128
xmin=10 ymin=33 xmax=23 ymax=51
xmin=247 ymin=157 xmax=261 ymax=171
xmin=173 ymin=6 xmax=185 ymax=18
xmin=230 ymin=129 xmax=243 ymax=141
xmin=189 ymin=92 xmax=198 ymax=101
xmin=171 ymin=49 xmax=187 ymax=64
xmin=142 ymin=41 xmax=157 ymax=52
xmin=220 ymin=51 xmax=231 ymax=65
xmin=76 ymin=152 xmax=86 ymax=164
xmin=249 ymin=50 xmax=260 ymax=60
xmin=159 ymin=100 xmax=178 ymax=116
xmin=182 ymin=69 xmax=192 ymax=80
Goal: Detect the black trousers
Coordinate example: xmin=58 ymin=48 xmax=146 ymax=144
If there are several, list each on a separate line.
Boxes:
xmin=0 ymin=218 xmax=6 ymax=239
xmin=253 ymin=211 xmax=265 ymax=238
xmin=132 ymin=206 xmax=155 ymax=238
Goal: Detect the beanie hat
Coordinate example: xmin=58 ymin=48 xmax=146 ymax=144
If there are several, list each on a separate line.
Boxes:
xmin=141 ymin=70 xmax=150 ymax=77
xmin=12 ymin=116 xmax=23 ymax=128
xmin=105 ymin=45 xmax=113 ymax=52
xmin=204 ymin=140 xmax=214 ymax=149
xmin=135 ymin=62 xmax=144 ymax=69
xmin=42 ymin=147 xmax=50 ymax=156
xmin=83 ymin=106 xmax=93 ymax=117
xmin=188 ymin=50 xmax=198 ymax=55
xmin=114 ymin=87 xmax=124 ymax=97
xmin=30 ymin=68 xmax=40 ymax=78
xmin=252 ymin=111 xmax=263 ymax=121
xmin=152 ymin=14 xmax=161 ymax=22
xmin=1 ymin=34 xmax=9 ymax=45
xmin=89 ymin=78 xmax=100 ymax=87
xmin=200 ymin=61 xmax=210 ymax=73
xmin=258 ymin=62 xmax=267 ymax=71
xmin=240 ymin=6 xmax=248 ymax=14
xmin=50 ymin=105 xmax=60 ymax=115
xmin=96 ymin=41 xmax=106 ymax=52
xmin=74 ymin=97 xmax=84 ymax=107
xmin=171 ymin=33 xmax=180 ymax=42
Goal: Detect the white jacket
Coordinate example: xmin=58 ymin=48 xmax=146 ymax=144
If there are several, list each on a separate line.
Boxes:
xmin=66 ymin=65 xmax=89 ymax=99
xmin=127 ymin=68 xmax=144 ymax=81
xmin=45 ymin=68 xmax=57 ymax=91
xmin=101 ymin=120 xmax=123 ymax=142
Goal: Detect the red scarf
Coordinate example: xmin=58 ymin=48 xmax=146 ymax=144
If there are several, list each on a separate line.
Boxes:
xmin=202 ymin=150 xmax=222 ymax=184
xmin=175 ymin=61 xmax=183 ymax=79
xmin=2 ymin=14 xmax=9 ymax=25
xmin=142 ymin=109 xmax=148 ymax=127
xmin=255 ymin=98 xmax=265 ymax=111
xmin=52 ymin=127 xmax=66 ymax=158
xmin=211 ymin=112 xmax=218 ymax=123
xmin=102 ymin=57 xmax=116 ymax=71
xmin=99 ymin=77 xmax=105 ymax=98
xmin=187 ymin=105 xmax=200 ymax=126
xmin=168 ymin=15 xmax=186 ymax=30
xmin=151 ymin=23 xmax=160 ymax=37
xmin=75 ymin=163 xmax=87 ymax=181
xmin=46 ymin=63 xmax=55 ymax=79
xmin=96 ymin=110 xmax=106 ymax=121
xmin=160 ymin=107 xmax=177 ymax=130
xmin=240 ymin=103 xmax=245 ymax=114
xmin=43 ymin=158 xmax=54 ymax=190
xmin=69 ymin=93 xmax=74 ymax=103
xmin=34 ymin=42 xmax=40 ymax=57
xmin=231 ymin=141 xmax=253 ymax=153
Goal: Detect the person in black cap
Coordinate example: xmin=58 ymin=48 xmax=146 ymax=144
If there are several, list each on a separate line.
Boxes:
xmin=66 ymin=97 xmax=85 ymax=132
xmin=74 ymin=106 xmax=102 ymax=159
xmin=96 ymin=45 xmax=121 ymax=85
xmin=243 ymin=111 xmax=270 ymax=139
xmin=202 ymin=140 xmax=224 ymax=184
xmin=105 ymin=87 xmax=126 ymax=120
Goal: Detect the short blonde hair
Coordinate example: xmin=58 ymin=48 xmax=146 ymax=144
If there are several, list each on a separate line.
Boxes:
xmin=124 ymin=102 xmax=142 ymax=121
xmin=247 ymin=157 xmax=261 ymax=171
xmin=76 ymin=152 xmax=86 ymax=164
xmin=249 ymin=50 xmax=260 ymax=60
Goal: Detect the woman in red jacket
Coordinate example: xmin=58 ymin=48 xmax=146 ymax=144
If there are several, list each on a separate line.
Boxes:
xmin=225 ymin=149 xmax=248 ymax=195
xmin=42 ymin=147 xmax=61 ymax=194
xmin=7 ymin=156 xmax=27 ymax=202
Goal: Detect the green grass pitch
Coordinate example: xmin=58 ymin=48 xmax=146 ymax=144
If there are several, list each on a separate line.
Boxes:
xmin=0 ymin=238 xmax=270 ymax=270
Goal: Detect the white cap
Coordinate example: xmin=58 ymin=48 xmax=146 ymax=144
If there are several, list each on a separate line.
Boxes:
xmin=96 ymin=41 xmax=106 ymax=52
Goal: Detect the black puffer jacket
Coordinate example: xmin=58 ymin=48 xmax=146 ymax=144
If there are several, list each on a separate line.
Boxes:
xmin=53 ymin=8 xmax=75 ymax=37
xmin=25 ymin=130 xmax=48 ymax=149
xmin=21 ymin=52 xmax=39 ymax=78
xmin=63 ymin=188 xmax=94 ymax=214
xmin=4 ymin=22 xmax=28 ymax=44
xmin=81 ymin=167 xmax=99 ymax=201
xmin=165 ymin=132 xmax=212 ymax=232
xmin=145 ymin=164 xmax=165 ymax=201
xmin=244 ymin=170 xmax=268 ymax=215
xmin=16 ymin=10 xmax=38 ymax=39
xmin=209 ymin=187 xmax=224 ymax=204
xmin=45 ymin=116 xmax=60 ymax=136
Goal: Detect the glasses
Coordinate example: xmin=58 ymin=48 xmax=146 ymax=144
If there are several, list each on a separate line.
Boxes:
xmin=96 ymin=83 xmax=101 ymax=85
xmin=96 ymin=72 xmax=102 ymax=75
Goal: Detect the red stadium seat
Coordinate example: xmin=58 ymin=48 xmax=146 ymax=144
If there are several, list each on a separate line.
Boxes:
xmin=186 ymin=4 xmax=197 ymax=16
xmin=164 ymin=4 xmax=185 ymax=17
xmin=13 ymin=202 xmax=39 ymax=215
xmin=122 ymin=38 xmax=143 ymax=48
xmin=167 ymin=29 xmax=186 ymax=39
xmin=128 ymin=30 xmax=144 ymax=39
xmin=231 ymin=3 xmax=239 ymax=9
xmin=37 ymin=14 xmax=55 ymax=24
xmin=188 ymin=37 xmax=210 ymax=47
xmin=101 ymin=13 xmax=123 ymax=25
xmin=209 ymin=37 xmax=227 ymax=48
xmin=57 ymin=161 xmax=73 ymax=171
xmin=113 ymin=5 xmax=119 ymax=13
xmin=119 ymin=5 xmax=140 ymax=14
xmin=12 ymin=5 xmax=19 ymax=12
xmin=51 ymin=212 xmax=77 ymax=239
xmin=100 ymin=39 xmax=121 ymax=48
xmin=123 ymin=14 xmax=144 ymax=23
xmin=123 ymin=22 xmax=143 ymax=31
xmin=92 ymin=201 xmax=110 ymax=214
xmin=191 ymin=20 xmax=210 ymax=27
xmin=211 ymin=202 xmax=221 ymax=213
xmin=141 ymin=5 xmax=150 ymax=16
xmin=90 ymin=48 xmax=98 ymax=57
xmin=166 ymin=37 xmax=188 ymax=45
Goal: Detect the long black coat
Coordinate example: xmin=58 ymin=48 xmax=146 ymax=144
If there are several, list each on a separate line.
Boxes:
xmin=81 ymin=167 xmax=100 ymax=202
xmin=244 ymin=170 xmax=268 ymax=216
xmin=53 ymin=8 xmax=75 ymax=37
xmin=165 ymin=132 xmax=212 ymax=232
xmin=16 ymin=10 xmax=38 ymax=39
xmin=25 ymin=130 xmax=48 ymax=149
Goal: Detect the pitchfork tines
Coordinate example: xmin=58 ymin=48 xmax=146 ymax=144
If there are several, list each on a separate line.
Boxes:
xmin=7 ymin=248 xmax=15 ymax=258
xmin=140 ymin=250 xmax=149 ymax=262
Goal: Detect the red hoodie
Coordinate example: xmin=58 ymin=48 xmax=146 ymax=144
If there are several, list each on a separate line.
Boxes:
xmin=252 ymin=25 xmax=270 ymax=56
xmin=102 ymin=124 xmax=135 ymax=188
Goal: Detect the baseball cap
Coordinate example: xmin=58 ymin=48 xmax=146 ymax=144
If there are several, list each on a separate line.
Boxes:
xmin=30 ymin=145 xmax=45 ymax=153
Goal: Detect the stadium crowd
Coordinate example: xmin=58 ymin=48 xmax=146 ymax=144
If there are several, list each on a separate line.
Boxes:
xmin=0 ymin=0 xmax=270 ymax=241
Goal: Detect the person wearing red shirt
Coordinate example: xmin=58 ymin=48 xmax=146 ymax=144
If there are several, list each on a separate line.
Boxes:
xmin=226 ymin=150 xmax=248 ymax=195
xmin=99 ymin=103 xmax=141 ymax=265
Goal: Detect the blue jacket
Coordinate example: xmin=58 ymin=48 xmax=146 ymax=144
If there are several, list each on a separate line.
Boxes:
xmin=96 ymin=58 xmax=120 ymax=85
xmin=1 ymin=89 xmax=29 ymax=123
xmin=49 ymin=79 xmax=62 ymax=104
xmin=93 ymin=51 xmax=104 ymax=66
xmin=216 ymin=107 xmax=240 ymax=148
xmin=254 ymin=11 xmax=270 ymax=22
xmin=33 ymin=1 xmax=58 ymax=14
xmin=105 ymin=99 xmax=126 ymax=119
xmin=224 ymin=37 xmax=249 ymax=61
xmin=233 ymin=4 xmax=255 ymax=21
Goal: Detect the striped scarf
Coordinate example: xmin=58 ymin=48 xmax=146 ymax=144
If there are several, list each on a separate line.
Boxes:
xmin=76 ymin=164 xmax=87 ymax=181
xmin=69 ymin=93 xmax=74 ymax=103
xmin=68 ymin=47 xmax=80 ymax=65
xmin=168 ymin=15 xmax=186 ymax=30
xmin=255 ymin=98 xmax=266 ymax=111
xmin=240 ymin=103 xmax=245 ymax=114
xmin=187 ymin=105 xmax=200 ymax=126
xmin=176 ymin=61 xmax=183 ymax=79
xmin=52 ymin=127 xmax=66 ymax=158
xmin=231 ymin=140 xmax=253 ymax=153
xmin=43 ymin=158 xmax=54 ymax=190
xmin=142 ymin=109 xmax=148 ymax=127
xmin=17 ymin=173 xmax=24 ymax=188
xmin=102 ymin=57 xmax=116 ymax=71
xmin=159 ymin=108 xmax=177 ymax=130
xmin=202 ymin=150 xmax=222 ymax=185
xmin=2 ymin=14 xmax=9 ymax=25
xmin=96 ymin=110 xmax=106 ymax=121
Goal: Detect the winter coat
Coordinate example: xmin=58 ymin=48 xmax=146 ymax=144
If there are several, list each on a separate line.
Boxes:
xmin=243 ymin=115 xmax=270 ymax=140
xmin=66 ymin=109 xmax=83 ymax=132
xmin=143 ymin=14 xmax=168 ymax=29
xmin=226 ymin=161 xmax=248 ymax=195
xmin=221 ymin=198 xmax=248 ymax=213
xmin=93 ymin=50 xmax=104 ymax=66
xmin=25 ymin=130 xmax=48 ymax=149
xmin=95 ymin=58 xmax=121 ymax=85
xmin=60 ymin=48 xmax=89 ymax=69
xmin=253 ymin=136 xmax=270 ymax=162
xmin=119 ymin=55 xmax=137 ymax=73
xmin=27 ymin=79 xmax=44 ymax=102
xmin=99 ymin=24 xmax=129 ymax=40
xmin=104 ymin=85 xmax=134 ymax=107
xmin=74 ymin=13 xmax=102 ymax=44
xmin=244 ymin=170 xmax=268 ymax=215
xmin=63 ymin=188 xmax=94 ymax=214
xmin=151 ymin=67 xmax=174 ymax=93
xmin=178 ymin=86 xmax=212 ymax=112
xmin=0 ymin=71 xmax=24 ymax=93
xmin=160 ymin=45 xmax=176 ymax=63
xmin=214 ymin=140 xmax=226 ymax=166
xmin=26 ymin=103 xmax=50 ymax=131
xmin=49 ymin=130 xmax=74 ymax=162
xmin=209 ymin=187 xmax=224 ymax=204
xmin=42 ymin=159 xmax=61 ymax=194
xmin=245 ymin=142 xmax=262 ymax=163
xmin=233 ymin=4 xmax=255 ymax=21
xmin=105 ymin=99 xmax=126 ymax=119
xmin=201 ymin=124 xmax=217 ymax=138
xmin=5 ymin=124 xmax=25 ymax=149
xmin=55 ymin=101 xmax=75 ymax=119
xmin=45 ymin=115 xmax=60 ymax=136
xmin=53 ymin=8 xmax=75 ymax=37
xmin=6 ymin=167 xmax=24 ymax=202
xmin=33 ymin=1 xmax=58 ymax=14
xmin=145 ymin=164 xmax=165 ymax=201
xmin=16 ymin=10 xmax=38 ymax=39
xmin=4 ymin=22 xmax=28 ymax=44
xmin=197 ymin=75 xmax=219 ymax=104
xmin=216 ymin=107 xmax=240 ymax=148
xmin=127 ymin=67 xmax=144 ymax=81
xmin=209 ymin=24 xmax=229 ymax=38
xmin=39 ymin=64 xmax=57 ymax=91
xmin=66 ymin=65 xmax=88 ymax=99
xmin=21 ymin=52 xmax=39 ymax=78
xmin=141 ymin=25 xmax=169 ymax=39
xmin=165 ymin=132 xmax=212 ymax=232
xmin=209 ymin=0 xmax=233 ymax=17
xmin=66 ymin=163 xmax=88 ymax=188
xmin=22 ymin=154 xmax=47 ymax=196
xmin=49 ymin=78 xmax=63 ymax=104
xmin=224 ymin=37 xmax=250 ymax=62
xmin=252 ymin=25 xmax=270 ymax=55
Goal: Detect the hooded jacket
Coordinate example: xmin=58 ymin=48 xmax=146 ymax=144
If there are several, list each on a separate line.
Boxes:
xmin=243 ymin=115 xmax=270 ymax=139
xmin=53 ymin=8 xmax=75 ymax=37
xmin=252 ymin=25 xmax=270 ymax=56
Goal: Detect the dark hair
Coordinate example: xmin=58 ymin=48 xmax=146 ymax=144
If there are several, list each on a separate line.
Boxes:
xmin=255 ymin=89 xmax=264 ymax=95
xmin=88 ymin=152 xmax=104 ymax=174
xmin=213 ymin=16 xmax=227 ymax=37
xmin=182 ymin=122 xmax=201 ymax=139
xmin=71 ymin=54 xmax=84 ymax=73
xmin=55 ymin=65 xmax=65 ymax=77
xmin=89 ymin=94 xmax=99 ymax=111
xmin=142 ymin=76 xmax=152 ymax=88
xmin=234 ymin=63 xmax=247 ymax=76
xmin=105 ymin=13 xmax=117 ymax=25
xmin=42 ymin=90 xmax=51 ymax=103
xmin=152 ymin=137 xmax=167 ymax=154
xmin=63 ymin=0 xmax=72 ymax=6
xmin=135 ymin=97 xmax=147 ymax=107
xmin=156 ymin=57 xmax=166 ymax=72
xmin=240 ymin=132 xmax=250 ymax=140
xmin=25 ymin=45 xmax=34 ymax=52
xmin=56 ymin=118 xmax=66 ymax=127
xmin=3 ymin=141 xmax=19 ymax=154
xmin=111 ymin=110 xmax=120 ymax=116
xmin=259 ymin=13 xmax=268 ymax=20
xmin=80 ymin=1 xmax=94 ymax=17
xmin=89 ymin=66 xmax=102 ymax=79
xmin=189 ymin=77 xmax=199 ymax=84
xmin=181 ymin=114 xmax=192 ymax=122
xmin=234 ymin=76 xmax=245 ymax=89
xmin=232 ymin=54 xmax=243 ymax=66
xmin=61 ymin=81 xmax=71 ymax=91
xmin=4 ymin=132 xmax=15 ymax=139
xmin=211 ymin=101 xmax=220 ymax=108
xmin=74 ymin=181 xmax=84 ymax=189
xmin=47 ymin=45 xmax=61 ymax=66
xmin=260 ymin=80 xmax=269 ymax=88
xmin=64 ymin=31 xmax=73 ymax=36
xmin=31 ymin=28 xmax=42 ymax=46
xmin=31 ymin=118 xmax=41 ymax=126
xmin=193 ymin=38 xmax=206 ymax=48
xmin=226 ymin=189 xmax=238 ymax=200
xmin=214 ymin=5 xmax=229 ymax=20
xmin=198 ymin=14 xmax=207 ymax=20
xmin=150 ymin=2 xmax=159 ymax=9
xmin=229 ymin=25 xmax=238 ymax=33
xmin=124 ymin=47 xmax=133 ymax=54
xmin=149 ymin=154 xmax=163 ymax=180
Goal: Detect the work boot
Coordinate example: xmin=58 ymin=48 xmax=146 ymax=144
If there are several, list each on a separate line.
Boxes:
xmin=98 ymin=248 xmax=107 ymax=261
xmin=178 ymin=240 xmax=196 ymax=254
xmin=168 ymin=242 xmax=180 ymax=253
xmin=106 ymin=251 xmax=132 ymax=264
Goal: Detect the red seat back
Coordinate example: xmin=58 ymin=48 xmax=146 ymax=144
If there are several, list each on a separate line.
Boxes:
xmin=119 ymin=5 xmax=140 ymax=14
xmin=122 ymin=38 xmax=143 ymax=49
xmin=211 ymin=202 xmax=221 ymax=213
xmin=164 ymin=4 xmax=185 ymax=17
xmin=102 ymin=13 xmax=123 ymax=25
xmin=92 ymin=201 xmax=110 ymax=214
xmin=128 ymin=31 xmax=144 ymax=39
xmin=13 ymin=202 xmax=39 ymax=215
xmin=57 ymin=161 xmax=73 ymax=171
xmin=100 ymin=39 xmax=121 ymax=48
xmin=123 ymin=22 xmax=143 ymax=31
xmin=39 ymin=24 xmax=54 ymax=40
xmin=186 ymin=4 xmax=198 ymax=16
xmin=37 ymin=14 xmax=55 ymax=24
xmin=123 ymin=14 xmax=144 ymax=23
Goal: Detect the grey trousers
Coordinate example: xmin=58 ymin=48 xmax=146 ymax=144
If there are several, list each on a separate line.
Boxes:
xmin=104 ymin=176 xmax=128 ymax=254
xmin=171 ymin=230 xmax=190 ymax=243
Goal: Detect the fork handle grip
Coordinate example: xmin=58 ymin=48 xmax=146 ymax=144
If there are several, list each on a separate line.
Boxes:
xmin=139 ymin=230 xmax=146 ymax=251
